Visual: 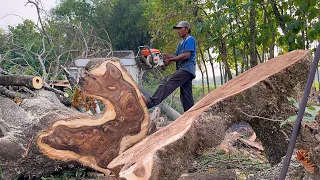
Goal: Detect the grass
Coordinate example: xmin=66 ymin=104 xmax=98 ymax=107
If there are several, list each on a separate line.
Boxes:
xmin=188 ymin=148 xmax=271 ymax=180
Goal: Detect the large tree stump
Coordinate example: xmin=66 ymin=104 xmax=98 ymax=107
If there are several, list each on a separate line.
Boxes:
xmin=0 ymin=58 xmax=149 ymax=179
xmin=108 ymin=50 xmax=314 ymax=179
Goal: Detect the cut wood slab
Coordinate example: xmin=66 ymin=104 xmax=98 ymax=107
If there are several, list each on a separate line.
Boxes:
xmin=108 ymin=50 xmax=313 ymax=179
xmin=37 ymin=58 xmax=149 ymax=175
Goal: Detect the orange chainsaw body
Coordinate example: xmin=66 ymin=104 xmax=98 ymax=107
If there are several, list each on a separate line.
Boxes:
xmin=141 ymin=48 xmax=160 ymax=57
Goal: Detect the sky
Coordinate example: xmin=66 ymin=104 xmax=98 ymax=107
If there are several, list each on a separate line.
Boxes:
xmin=0 ymin=0 xmax=57 ymax=31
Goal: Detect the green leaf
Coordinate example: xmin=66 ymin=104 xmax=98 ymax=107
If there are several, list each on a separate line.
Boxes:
xmin=287 ymin=97 xmax=299 ymax=109
xmin=281 ymin=115 xmax=297 ymax=127
xmin=243 ymin=2 xmax=251 ymax=10
xmin=305 ymin=105 xmax=320 ymax=119
xmin=281 ymin=115 xmax=315 ymax=127
xmin=308 ymin=7 xmax=318 ymax=20
xmin=218 ymin=0 xmax=227 ymax=7
xmin=302 ymin=116 xmax=314 ymax=123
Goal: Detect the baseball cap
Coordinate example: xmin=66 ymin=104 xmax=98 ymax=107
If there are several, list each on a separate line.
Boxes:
xmin=173 ymin=21 xmax=190 ymax=29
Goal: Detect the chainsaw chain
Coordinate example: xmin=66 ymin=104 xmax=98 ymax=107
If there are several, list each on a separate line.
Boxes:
xmin=135 ymin=56 xmax=153 ymax=70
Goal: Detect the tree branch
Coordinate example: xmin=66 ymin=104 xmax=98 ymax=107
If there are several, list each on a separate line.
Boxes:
xmin=236 ymin=108 xmax=284 ymax=122
xmin=53 ymin=50 xmax=80 ymax=79
xmin=269 ymin=0 xmax=287 ymax=36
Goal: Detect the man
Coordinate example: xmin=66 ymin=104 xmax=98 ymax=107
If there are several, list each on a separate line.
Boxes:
xmin=146 ymin=21 xmax=197 ymax=112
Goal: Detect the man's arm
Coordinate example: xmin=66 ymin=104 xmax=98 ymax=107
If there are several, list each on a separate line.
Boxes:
xmin=164 ymin=51 xmax=191 ymax=66
xmin=162 ymin=53 xmax=176 ymax=59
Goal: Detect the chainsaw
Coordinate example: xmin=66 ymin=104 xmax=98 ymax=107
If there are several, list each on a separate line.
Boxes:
xmin=135 ymin=45 xmax=165 ymax=70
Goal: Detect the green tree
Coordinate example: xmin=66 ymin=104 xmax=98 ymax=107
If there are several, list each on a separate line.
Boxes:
xmin=54 ymin=0 xmax=151 ymax=51
xmin=3 ymin=20 xmax=43 ymax=75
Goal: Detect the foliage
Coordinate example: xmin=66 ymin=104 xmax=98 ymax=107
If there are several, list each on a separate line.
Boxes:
xmin=108 ymin=0 xmax=151 ymax=51
xmin=1 ymin=21 xmax=37 ymax=75
xmin=142 ymin=0 xmax=320 ymax=84
xmin=54 ymin=0 xmax=151 ymax=51
xmin=280 ymin=97 xmax=320 ymax=127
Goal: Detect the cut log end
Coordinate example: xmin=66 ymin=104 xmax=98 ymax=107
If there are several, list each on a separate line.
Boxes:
xmin=32 ymin=76 xmax=43 ymax=89
xmin=37 ymin=58 xmax=149 ymax=175
xmin=63 ymin=92 xmax=69 ymax=98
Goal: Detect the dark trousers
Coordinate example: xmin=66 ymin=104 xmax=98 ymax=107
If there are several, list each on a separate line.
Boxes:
xmin=147 ymin=69 xmax=194 ymax=112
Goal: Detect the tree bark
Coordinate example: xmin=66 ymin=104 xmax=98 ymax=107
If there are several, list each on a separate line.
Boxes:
xmin=305 ymin=19 xmax=309 ymax=49
xmin=199 ymin=49 xmax=210 ymax=93
xmin=139 ymin=86 xmax=181 ymax=121
xmin=229 ymin=16 xmax=238 ymax=76
xmin=158 ymin=103 xmax=181 ymax=121
xmin=270 ymin=31 xmax=275 ymax=59
xmin=197 ymin=56 xmax=205 ymax=95
xmin=0 ymin=58 xmax=149 ymax=179
xmin=220 ymin=36 xmax=232 ymax=81
xmin=207 ymin=48 xmax=217 ymax=89
xmin=0 ymin=85 xmax=29 ymax=99
xmin=43 ymin=83 xmax=69 ymax=97
xmin=108 ymin=50 xmax=313 ymax=180
xmin=245 ymin=44 xmax=249 ymax=70
xmin=219 ymin=61 xmax=224 ymax=85
xmin=249 ymin=0 xmax=257 ymax=68
xmin=269 ymin=0 xmax=287 ymax=36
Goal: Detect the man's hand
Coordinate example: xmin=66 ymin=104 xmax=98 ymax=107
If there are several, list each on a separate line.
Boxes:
xmin=164 ymin=58 xmax=172 ymax=66
xmin=161 ymin=65 xmax=166 ymax=70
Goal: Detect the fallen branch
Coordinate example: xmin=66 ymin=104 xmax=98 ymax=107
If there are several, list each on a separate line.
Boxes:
xmin=0 ymin=75 xmax=43 ymax=89
xmin=0 ymin=67 xmax=8 ymax=75
xmin=43 ymin=83 xmax=69 ymax=98
xmin=0 ymin=85 xmax=29 ymax=99
xmin=237 ymin=108 xmax=284 ymax=122
xmin=21 ymin=86 xmax=36 ymax=96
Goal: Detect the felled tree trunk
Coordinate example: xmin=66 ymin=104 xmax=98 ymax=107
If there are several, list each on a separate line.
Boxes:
xmin=139 ymin=86 xmax=181 ymax=121
xmin=0 ymin=90 xmax=82 ymax=179
xmin=0 ymin=58 xmax=149 ymax=179
xmin=108 ymin=50 xmax=313 ymax=179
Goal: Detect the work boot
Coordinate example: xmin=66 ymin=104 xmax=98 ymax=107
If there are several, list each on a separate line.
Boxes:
xmin=142 ymin=96 xmax=154 ymax=109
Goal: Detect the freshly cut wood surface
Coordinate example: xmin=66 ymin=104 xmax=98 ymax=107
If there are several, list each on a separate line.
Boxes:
xmin=37 ymin=59 xmax=149 ymax=175
xmin=108 ymin=50 xmax=312 ymax=179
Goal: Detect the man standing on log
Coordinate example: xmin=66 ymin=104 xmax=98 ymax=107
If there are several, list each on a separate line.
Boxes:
xmin=146 ymin=21 xmax=197 ymax=112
